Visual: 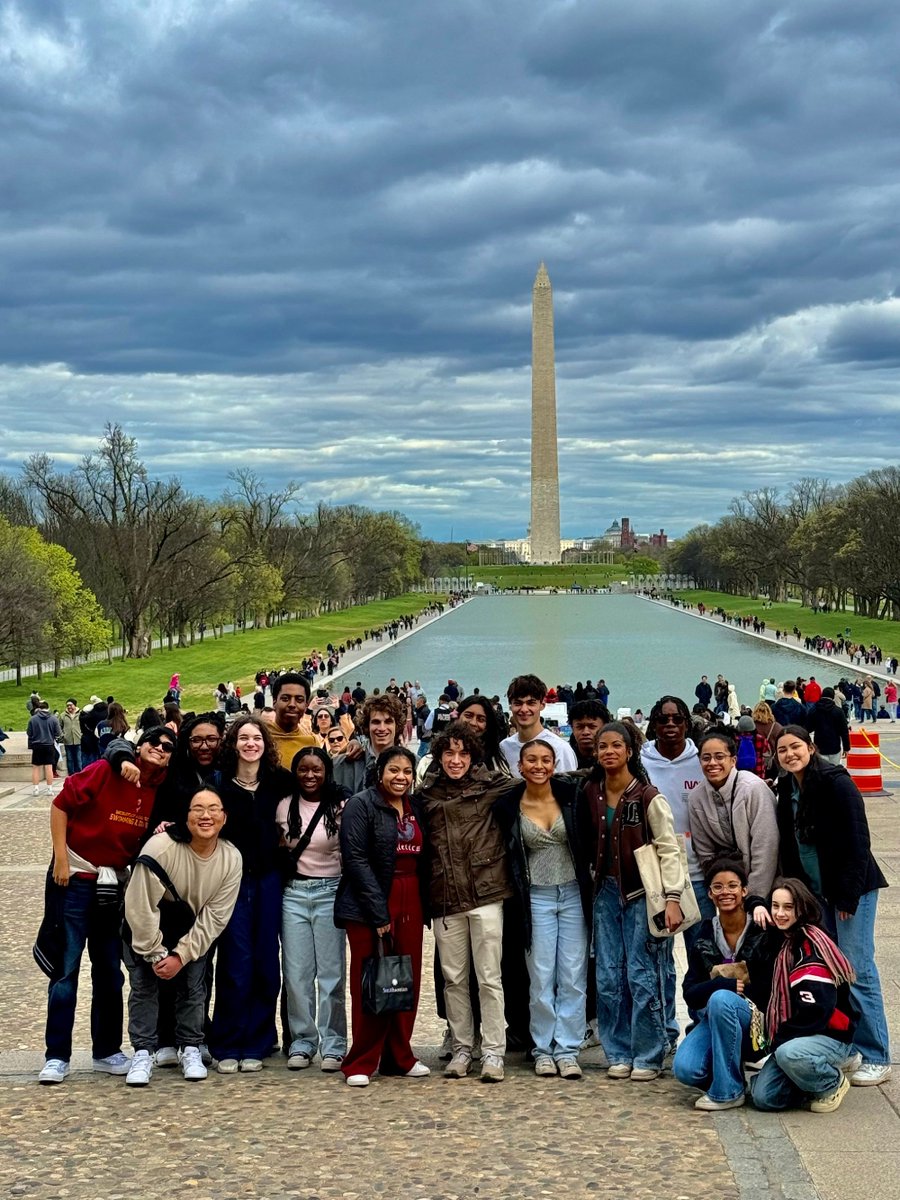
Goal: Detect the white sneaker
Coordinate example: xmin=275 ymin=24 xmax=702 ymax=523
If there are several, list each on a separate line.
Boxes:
xmin=216 ymin=1058 xmax=239 ymax=1074
xmin=154 ymin=1046 xmax=178 ymax=1068
xmin=405 ymin=1061 xmax=430 ymax=1078
xmin=126 ymin=1050 xmax=153 ymax=1087
xmin=39 ymin=1058 xmax=69 ymax=1085
xmin=239 ymin=1058 xmax=263 ymax=1072
xmin=321 ymin=1056 xmax=343 ymax=1072
xmin=580 ymin=1021 xmax=600 ymax=1050
xmin=346 ymin=1073 xmax=370 ymax=1087
xmin=287 ymin=1052 xmax=312 ymax=1070
xmin=850 ymin=1062 xmax=892 ymax=1086
xmin=93 ymin=1051 xmax=131 ymax=1075
xmin=179 ymin=1046 xmax=207 ymax=1082
xmin=32 ymin=785 xmax=40 ymax=796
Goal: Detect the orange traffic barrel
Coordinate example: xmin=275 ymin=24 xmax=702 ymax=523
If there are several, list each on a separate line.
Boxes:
xmin=847 ymin=730 xmax=884 ymax=794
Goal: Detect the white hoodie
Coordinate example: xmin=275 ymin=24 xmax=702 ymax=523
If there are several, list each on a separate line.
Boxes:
xmin=641 ymin=739 xmax=705 ymax=882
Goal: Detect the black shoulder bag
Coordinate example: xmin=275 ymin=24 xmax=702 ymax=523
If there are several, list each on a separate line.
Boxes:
xmin=122 ymin=855 xmax=196 ymax=949
xmin=279 ymin=803 xmax=326 ymax=885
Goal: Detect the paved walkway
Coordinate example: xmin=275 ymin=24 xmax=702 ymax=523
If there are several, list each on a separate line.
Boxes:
xmin=2 ymin=736 xmax=900 ymax=1199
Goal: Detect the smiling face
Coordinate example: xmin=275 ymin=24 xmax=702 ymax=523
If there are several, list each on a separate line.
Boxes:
xmin=138 ymin=735 xmax=176 ymax=771
xmin=510 ymin=694 xmax=544 ymax=733
xmin=235 ymin=723 xmax=265 ymax=763
xmin=459 ymin=704 xmax=489 ymax=738
xmin=295 ymin=752 xmax=327 ymax=796
xmin=187 ymin=791 xmax=226 ymax=844
xmin=595 ymin=729 xmax=630 ymax=773
xmin=368 ymin=710 xmax=397 ymax=752
xmin=708 ymin=870 xmax=747 ymax=916
xmin=699 ymin=737 xmax=736 ymax=788
xmin=440 ymin=738 xmax=472 ymax=781
xmin=188 ymin=721 xmax=222 ymax=768
xmin=519 ymin=741 xmax=555 ymax=785
xmin=379 ymin=754 xmax=414 ymax=798
xmin=771 ymin=887 xmax=798 ymax=931
xmin=777 ymin=733 xmax=813 ymax=777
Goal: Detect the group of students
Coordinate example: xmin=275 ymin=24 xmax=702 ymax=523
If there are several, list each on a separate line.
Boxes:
xmin=35 ymin=668 xmax=891 ymax=1115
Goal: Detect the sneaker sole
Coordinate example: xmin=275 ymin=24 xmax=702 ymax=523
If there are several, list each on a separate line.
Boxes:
xmin=126 ymin=1077 xmax=151 ymax=1087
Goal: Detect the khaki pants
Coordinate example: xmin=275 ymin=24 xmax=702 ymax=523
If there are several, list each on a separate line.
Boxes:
xmin=433 ymin=901 xmax=505 ymax=1059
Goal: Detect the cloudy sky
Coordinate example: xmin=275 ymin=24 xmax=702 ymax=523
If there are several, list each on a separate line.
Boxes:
xmin=2 ymin=0 xmax=899 ymax=540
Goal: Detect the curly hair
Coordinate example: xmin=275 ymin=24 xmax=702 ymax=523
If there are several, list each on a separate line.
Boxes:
xmin=645 ymin=695 xmax=693 ymax=743
xmin=361 ymin=693 xmax=405 ymax=740
xmin=219 ymin=713 xmax=281 ymax=778
xmin=175 ymin=711 xmax=226 ymax=771
xmin=430 ymin=720 xmax=484 ymax=768
xmin=591 ymin=720 xmax=650 ymax=786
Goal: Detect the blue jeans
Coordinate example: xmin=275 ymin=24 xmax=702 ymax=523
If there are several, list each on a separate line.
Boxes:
xmin=665 ymin=880 xmax=715 ymax=1040
xmin=45 ymin=876 xmax=124 ymax=1062
xmin=750 ymin=1035 xmax=849 ymax=1110
xmin=64 ymin=745 xmax=82 ymax=776
xmin=210 ymin=871 xmax=282 ymax=1060
xmin=824 ymin=889 xmax=890 ymax=1066
xmin=282 ymin=877 xmax=347 ymax=1059
xmin=673 ymin=988 xmax=752 ymax=1102
xmin=594 ymin=878 xmax=667 ymax=1070
xmin=526 ymin=882 xmax=589 ymax=1059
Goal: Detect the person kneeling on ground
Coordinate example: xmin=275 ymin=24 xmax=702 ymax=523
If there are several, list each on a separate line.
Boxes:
xmin=749 ymin=878 xmax=860 ymax=1114
xmin=673 ymin=860 xmax=779 ymax=1110
xmin=123 ymin=786 xmax=242 ymax=1086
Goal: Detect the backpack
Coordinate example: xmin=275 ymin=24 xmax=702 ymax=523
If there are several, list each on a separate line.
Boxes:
xmin=225 ymin=694 xmax=241 ymax=715
xmin=735 ymin=734 xmax=757 ymax=773
xmin=431 ymin=704 xmax=453 ymax=735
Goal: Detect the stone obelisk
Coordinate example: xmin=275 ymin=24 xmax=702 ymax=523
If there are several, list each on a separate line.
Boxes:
xmin=529 ymin=262 xmax=561 ymax=563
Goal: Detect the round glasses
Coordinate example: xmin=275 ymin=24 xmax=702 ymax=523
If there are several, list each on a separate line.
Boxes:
xmin=700 ymin=753 xmax=734 ymax=764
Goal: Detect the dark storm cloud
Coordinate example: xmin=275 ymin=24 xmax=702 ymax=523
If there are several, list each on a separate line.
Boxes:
xmin=1 ymin=0 xmax=899 ymax=538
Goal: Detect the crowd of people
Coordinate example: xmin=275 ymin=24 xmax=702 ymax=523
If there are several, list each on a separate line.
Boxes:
xmin=31 ymin=661 xmax=892 ymax=1119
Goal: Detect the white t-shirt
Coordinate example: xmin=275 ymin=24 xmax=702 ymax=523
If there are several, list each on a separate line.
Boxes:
xmin=500 ymin=728 xmax=579 ymax=778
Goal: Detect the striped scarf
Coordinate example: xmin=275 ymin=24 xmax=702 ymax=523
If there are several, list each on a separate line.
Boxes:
xmin=766 ymin=924 xmax=856 ymax=1040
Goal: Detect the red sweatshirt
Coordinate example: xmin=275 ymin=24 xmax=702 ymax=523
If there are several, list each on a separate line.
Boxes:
xmin=54 ymin=759 xmax=154 ymax=869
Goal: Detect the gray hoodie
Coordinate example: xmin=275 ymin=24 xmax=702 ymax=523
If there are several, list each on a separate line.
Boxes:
xmin=27 ymin=709 xmax=62 ymax=747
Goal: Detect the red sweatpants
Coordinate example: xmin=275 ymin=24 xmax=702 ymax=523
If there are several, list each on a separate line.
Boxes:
xmin=342 ymin=873 xmax=423 ymax=1078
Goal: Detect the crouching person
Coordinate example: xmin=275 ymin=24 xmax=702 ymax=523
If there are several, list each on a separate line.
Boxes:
xmin=123 ymin=786 xmax=242 ymax=1086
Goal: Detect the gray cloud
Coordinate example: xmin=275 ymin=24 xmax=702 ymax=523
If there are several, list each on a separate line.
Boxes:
xmin=1 ymin=0 xmax=899 ymax=539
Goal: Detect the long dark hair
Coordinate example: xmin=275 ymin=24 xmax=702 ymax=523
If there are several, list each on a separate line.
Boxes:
xmin=775 ymin=724 xmax=822 ymax=842
xmin=591 ymin=720 xmax=650 ymax=787
xmin=175 ymin=711 xmax=226 ymax=773
xmin=287 ymin=747 xmax=345 ymax=839
xmin=456 ymin=695 xmax=504 ymax=765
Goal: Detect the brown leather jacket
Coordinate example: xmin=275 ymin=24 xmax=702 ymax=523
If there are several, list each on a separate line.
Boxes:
xmin=419 ymin=764 xmax=515 ymax=920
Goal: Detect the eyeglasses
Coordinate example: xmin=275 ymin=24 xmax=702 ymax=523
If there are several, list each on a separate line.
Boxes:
xmin=657 ymin=714 xmax=685 ymax=725
xmin=700 ymin=753 xmax=734 ymax=764
xmin=189 ymin=806 xmax=224 ymax=816
xmin=710 ymin=882 xmax=743 ymax=894
xmin=189 ymin=735 xmax=221 ymax=748
xmin=148 ymin=741 xmax=175 ymax=754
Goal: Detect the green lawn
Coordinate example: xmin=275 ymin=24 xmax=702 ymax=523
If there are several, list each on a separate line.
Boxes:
xmin=681 ymin=590 xmax=900 ymax=658
xmin=0 ymin=594 xmax=439 ymax=731
xmin=473 ymin=563 xmax=626 ymax=589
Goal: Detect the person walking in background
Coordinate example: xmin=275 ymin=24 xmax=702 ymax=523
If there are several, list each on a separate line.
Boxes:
xmin=806 ymin=688 xmax=850 ymax=765
xmin=60 ymin=699 xmax=82 ymax=777
xmin=28 ymin=701 xmax=62 ymax=796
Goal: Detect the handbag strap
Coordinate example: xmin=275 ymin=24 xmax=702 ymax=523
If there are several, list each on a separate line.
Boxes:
xmin=133 ymin=854 xmax=194 ymax=919
xmin=287 ymin=802 xmax=327 ymax=872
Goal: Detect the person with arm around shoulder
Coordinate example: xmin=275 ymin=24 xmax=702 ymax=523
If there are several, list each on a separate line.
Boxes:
xmin=750 ymin=878 xmax=861 ymax=1113
xmin=774 ymin=724 xmax=890 ymax=1086
xmin=673 ymin=859 xmax=779 ymax=1109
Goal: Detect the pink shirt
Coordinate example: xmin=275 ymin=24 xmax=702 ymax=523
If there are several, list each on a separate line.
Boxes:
xmin=275 ymin=795 xmax=343 ymax=877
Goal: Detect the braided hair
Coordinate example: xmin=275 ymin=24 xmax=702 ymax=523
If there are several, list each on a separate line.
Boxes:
xmin=645 ymin=695 xmax=693 ymax=743
xmin=287 ymin=746 xmax=346 ymax=840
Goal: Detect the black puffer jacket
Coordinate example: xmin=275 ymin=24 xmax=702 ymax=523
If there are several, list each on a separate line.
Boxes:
xmin=776 ymin=760 xmax=887 ymax=914
xmin=682 ymin=918 xmax=779 ymax=1017
xmin=334 ymin=787 xmax=429 ymax=929
xmin=491 ymin=776 xmax=593 ymax=951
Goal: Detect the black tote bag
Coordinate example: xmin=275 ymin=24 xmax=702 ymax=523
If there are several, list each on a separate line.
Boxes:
xmin=361 ymin=934 xmax=414 ymax=1016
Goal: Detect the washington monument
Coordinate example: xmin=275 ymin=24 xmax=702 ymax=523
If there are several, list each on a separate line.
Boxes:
xmin=530 ymin=262 xmax=561 ymax=563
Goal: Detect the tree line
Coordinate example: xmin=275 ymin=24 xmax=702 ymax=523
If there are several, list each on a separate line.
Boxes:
xmin=667 ymin=470 xmax=900 ymax=620
xmin=0 ymin=425 xmax=463 ymax=674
